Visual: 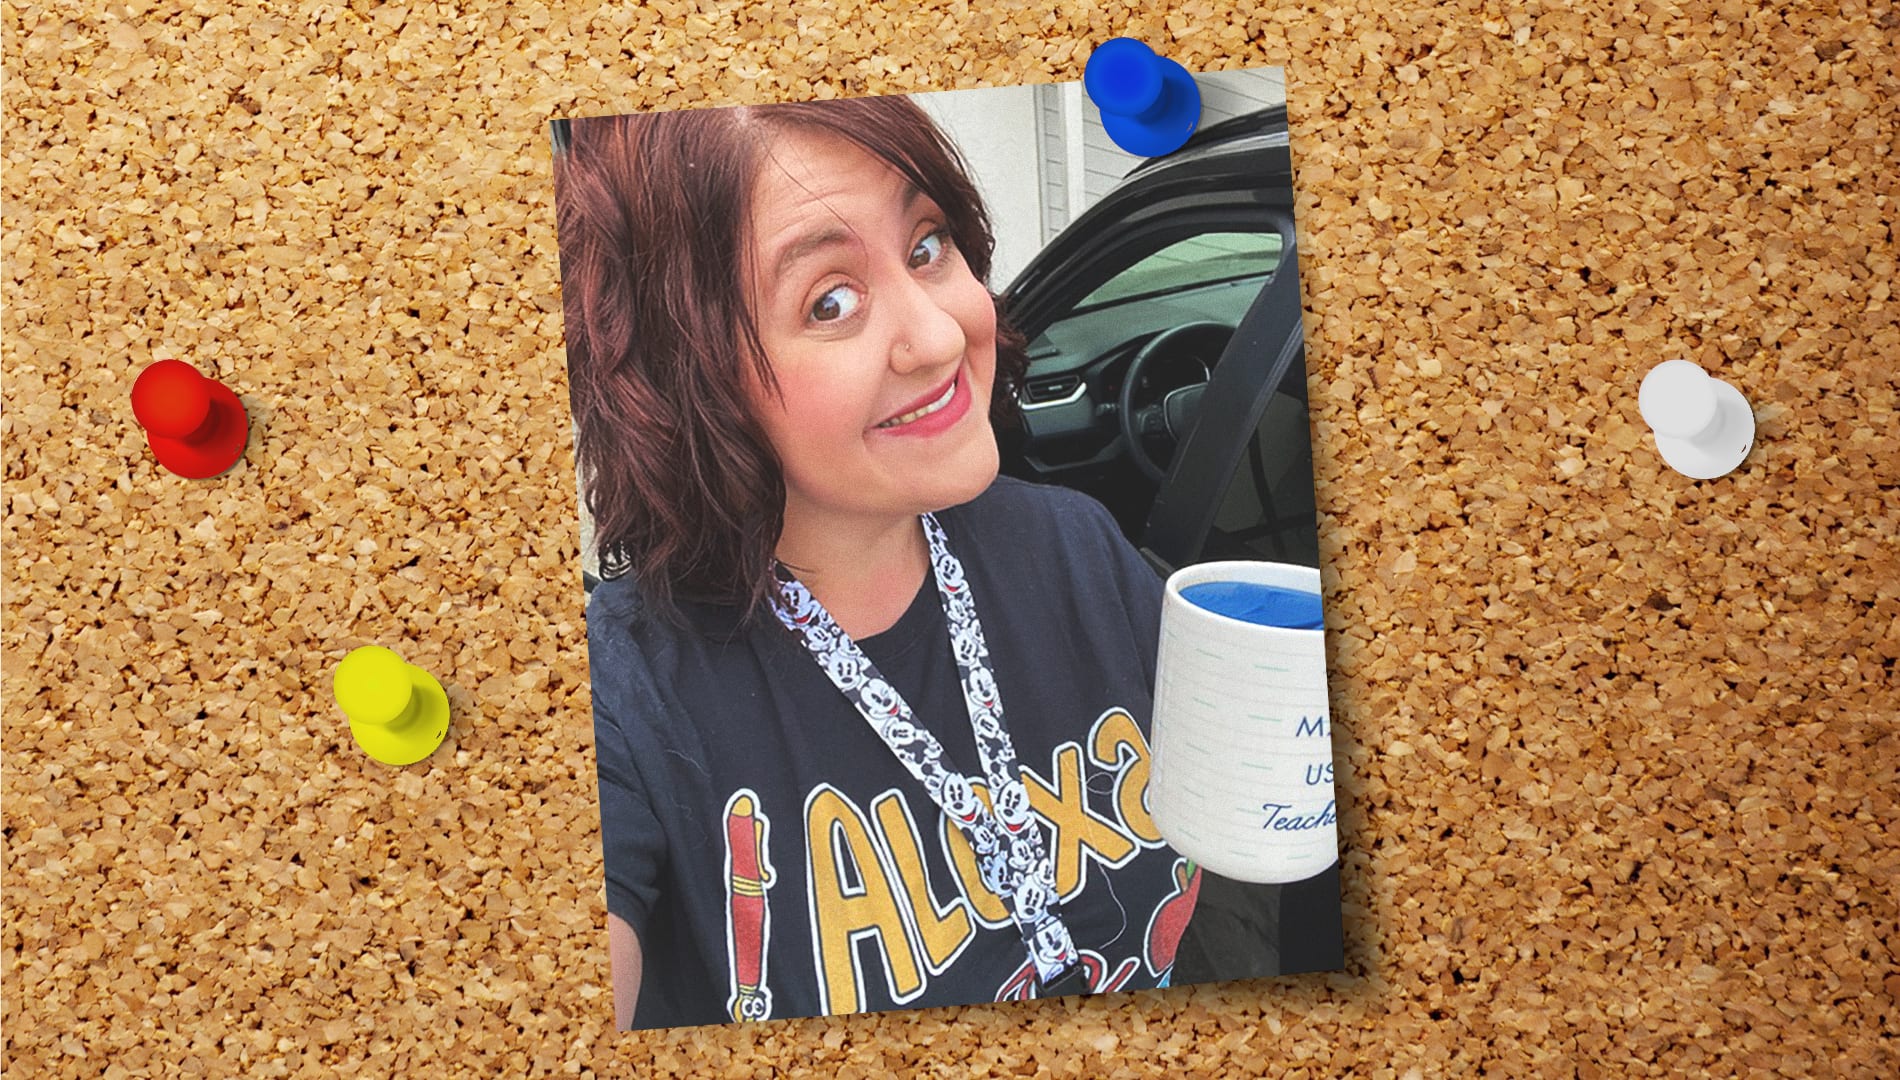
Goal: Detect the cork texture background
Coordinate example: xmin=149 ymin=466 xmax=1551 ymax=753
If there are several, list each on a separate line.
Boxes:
xmin=4 ymin=0 xmax=1895 ymax=1075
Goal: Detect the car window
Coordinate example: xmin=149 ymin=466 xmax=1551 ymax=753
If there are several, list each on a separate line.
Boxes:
xmin=1200 ymin=384 xmax=1320 ymax=568
xmin=1022 ymin=228 xmax=1283 ymax=366
xmin=1074 ymin=232 xmax=1283 ymax=312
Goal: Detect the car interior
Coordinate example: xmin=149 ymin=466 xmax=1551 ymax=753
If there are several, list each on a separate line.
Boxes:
xmin=999 ymin=224 xmax=1318 ymax=574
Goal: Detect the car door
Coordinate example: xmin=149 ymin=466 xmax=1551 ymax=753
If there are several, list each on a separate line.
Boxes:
xmin=998 ymin=108 xmax=1318 ymax=576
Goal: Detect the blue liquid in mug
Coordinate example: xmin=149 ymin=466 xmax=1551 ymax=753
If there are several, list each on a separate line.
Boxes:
xmin=1180 ymin=581 xmax=1324 ymax=629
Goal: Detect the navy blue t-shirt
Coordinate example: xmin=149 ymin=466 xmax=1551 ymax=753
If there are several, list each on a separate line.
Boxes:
xmin=587 ymin=477 xmax=1202 ymax=1030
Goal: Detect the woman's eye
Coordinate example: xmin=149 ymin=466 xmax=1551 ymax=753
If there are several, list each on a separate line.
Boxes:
xmin=809 ymin=284 xmax=861 ymax=323
xmin=909 ymin=231 xmax=946 ymax=270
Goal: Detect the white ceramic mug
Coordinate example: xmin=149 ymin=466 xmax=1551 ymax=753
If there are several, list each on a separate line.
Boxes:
xmin=1148 ymin=560 xmax=1338 ymax=883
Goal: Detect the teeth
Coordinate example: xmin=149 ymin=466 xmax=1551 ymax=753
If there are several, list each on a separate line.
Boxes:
xmin=878 ymin=377 xmax=957 ymax=428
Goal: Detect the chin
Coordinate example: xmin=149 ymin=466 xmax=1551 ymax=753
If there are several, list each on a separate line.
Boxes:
xmin=936 ymin=431 xmax=1001 ymax=510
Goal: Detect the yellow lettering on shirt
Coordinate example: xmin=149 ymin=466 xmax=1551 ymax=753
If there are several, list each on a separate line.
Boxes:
xmin=805 ymin=786 xmax=922 ymax=1013
xmin=1023 ymin=744 xmax=1138 ymax=896
xmin=874 ymin=792 xmax=974 ymax=974
xmin=1089 ymin=708 xmax=1163 ymax=844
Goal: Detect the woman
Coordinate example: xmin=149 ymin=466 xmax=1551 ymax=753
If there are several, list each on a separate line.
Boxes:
xmin=554 ymin=97 xmax=1201 ymax=1030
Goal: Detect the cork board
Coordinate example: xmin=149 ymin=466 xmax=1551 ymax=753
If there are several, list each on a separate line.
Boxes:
xmin=3 ymin=0 xmax=1894 ymax=1075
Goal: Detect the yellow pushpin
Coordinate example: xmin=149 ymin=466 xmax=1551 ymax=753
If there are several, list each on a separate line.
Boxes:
xmin=333 ymin=646 xmax=451 ymax=766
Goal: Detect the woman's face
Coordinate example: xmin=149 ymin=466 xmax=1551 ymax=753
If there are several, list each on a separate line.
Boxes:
xmin=743 ymin=126 xmax=1000 ymax=538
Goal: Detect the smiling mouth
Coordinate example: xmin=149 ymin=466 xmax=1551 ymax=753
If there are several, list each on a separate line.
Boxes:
xmin=876 ymin=375 xmax=959 ymax=429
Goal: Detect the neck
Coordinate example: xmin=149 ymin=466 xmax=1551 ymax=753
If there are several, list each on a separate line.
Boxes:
xmin=776 ymin=506 xmax=930 ymax=640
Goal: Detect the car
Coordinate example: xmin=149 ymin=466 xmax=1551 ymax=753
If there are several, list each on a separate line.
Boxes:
xmin=997 ymin=104 xmax=1319 ymax=579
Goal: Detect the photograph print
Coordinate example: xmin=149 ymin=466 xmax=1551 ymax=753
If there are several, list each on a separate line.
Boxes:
xmin=550 ymin=63 xmax=1343 ymax=1032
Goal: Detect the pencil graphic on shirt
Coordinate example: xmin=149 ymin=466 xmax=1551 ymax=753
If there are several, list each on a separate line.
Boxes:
xmin=724 ymin=790 xmax=774 ymax=1022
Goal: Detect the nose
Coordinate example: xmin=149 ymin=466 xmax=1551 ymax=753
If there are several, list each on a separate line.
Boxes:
xmin=888 ymin=275 xmax=966 ymax=376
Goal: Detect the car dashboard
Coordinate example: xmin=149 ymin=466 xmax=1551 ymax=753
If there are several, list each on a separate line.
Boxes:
xmin=1011 ymin=275 xmax=1266 ymax=473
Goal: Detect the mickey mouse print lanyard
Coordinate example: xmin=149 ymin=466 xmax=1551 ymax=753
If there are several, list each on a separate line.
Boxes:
xmin=772 ymin=512 xmax=1087 ymax=995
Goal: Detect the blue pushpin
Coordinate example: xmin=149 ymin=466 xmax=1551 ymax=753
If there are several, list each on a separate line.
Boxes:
xmin=1083 ymin=38 xmax=1202 ymax=157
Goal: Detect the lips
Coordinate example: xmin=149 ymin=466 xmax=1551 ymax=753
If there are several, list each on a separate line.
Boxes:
xmin=876 ymin=370 xmax=959 ymax=429
xmin=870 ymin=362 xmax=975 ymax=439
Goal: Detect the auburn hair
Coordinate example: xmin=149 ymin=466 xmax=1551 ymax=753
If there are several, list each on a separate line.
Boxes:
xmin=553 ymin=98 xmax=1029 ymax=629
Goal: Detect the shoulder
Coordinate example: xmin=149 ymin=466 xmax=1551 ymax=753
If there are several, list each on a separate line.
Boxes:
xmin=587 ymin=573 xmax=748 ymax=653
xmin=586 ymin=573 xmax=659 ymax=657
xmin=586 ymin=571 xmax=645 ymax=625
xmin=584 ymin=575 xmax=697 ymax=720
xmin=584 ymin=576 xmax=657 ymax=723
xmin=938 ymin=476 xmax=1148 ymax=597
xmin=586 ymin=574 xmax=778 ymax=715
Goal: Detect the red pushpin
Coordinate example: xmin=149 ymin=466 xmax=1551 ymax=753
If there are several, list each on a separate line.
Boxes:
xmin=130 ymin=359 xmax=249 ymax=478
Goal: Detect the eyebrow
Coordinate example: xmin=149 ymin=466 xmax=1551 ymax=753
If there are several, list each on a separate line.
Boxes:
xmin=769 ymin=182 xmax=930 ymax=282
xmin=772 ymin=226 xmax=855 ymax=282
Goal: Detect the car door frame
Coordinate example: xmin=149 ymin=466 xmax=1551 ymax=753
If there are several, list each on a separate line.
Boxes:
xmin=1138 ymin=202 xmax=1309 ymax=574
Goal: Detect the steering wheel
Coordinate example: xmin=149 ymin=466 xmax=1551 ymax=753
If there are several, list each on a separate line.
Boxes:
xmin=1118 ymin=322 xmax=1228 ymax=483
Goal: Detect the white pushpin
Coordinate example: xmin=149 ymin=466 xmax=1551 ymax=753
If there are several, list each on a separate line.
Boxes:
xmin=1637 ymin=359 xmax=1755 ymax=479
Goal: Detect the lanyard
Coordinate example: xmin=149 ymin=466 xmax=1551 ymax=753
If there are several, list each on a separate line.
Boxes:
xmin=772 ymin=512 xmax=1082 ymax=990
